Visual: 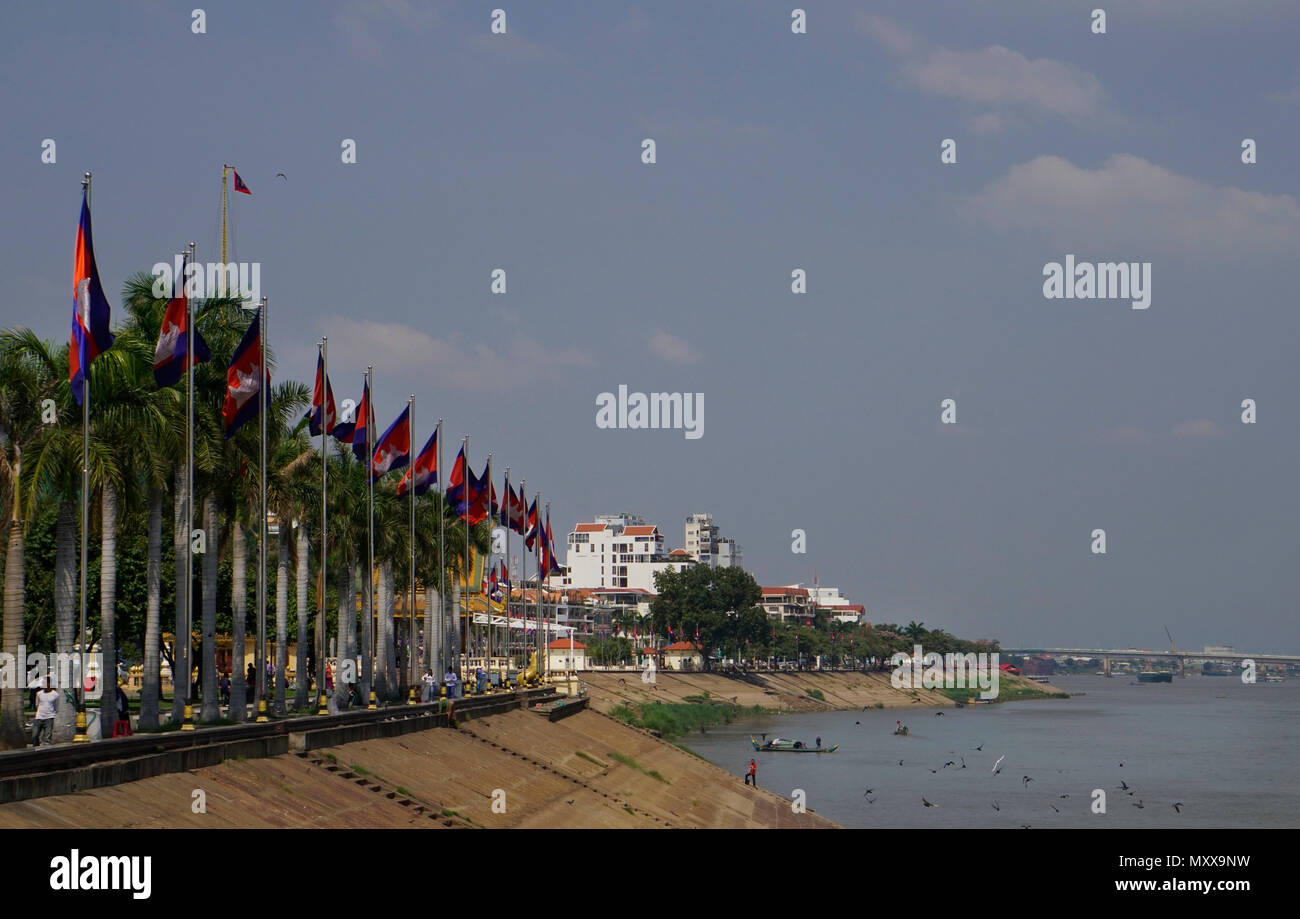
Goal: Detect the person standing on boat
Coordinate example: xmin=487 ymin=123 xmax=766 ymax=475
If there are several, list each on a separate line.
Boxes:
xmin=745 ymin=759 xmax=757 ymax=787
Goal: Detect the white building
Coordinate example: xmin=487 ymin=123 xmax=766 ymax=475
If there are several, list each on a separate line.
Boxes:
xmin=555 ymin=515 xmax=695 ymax=593
xmin=684 ymin=513 xmax=742 ymax=568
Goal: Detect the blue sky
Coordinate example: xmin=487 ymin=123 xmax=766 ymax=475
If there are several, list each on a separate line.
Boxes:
xmin=4 ymin=1 xmax=1300 ymax=651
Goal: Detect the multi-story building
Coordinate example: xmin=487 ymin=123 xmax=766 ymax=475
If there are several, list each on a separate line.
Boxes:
xmin=759 ymin=586 xmax=813 ymax=623
xmin=684 ymin=513 xmax=742 ymax=568
xmin=554 ymin=514 xmax=695 ymax=593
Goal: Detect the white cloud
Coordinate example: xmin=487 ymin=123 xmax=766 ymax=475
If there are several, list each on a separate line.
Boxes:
xmin=322 ymin=318 xmax=594 ymax=392
xmin=855 ymin=15 xmax=1103 ymax=119
xmin=648 ymin=331 xmax=702 ymax=364
xmin=961 ymin=154 xmax=1300 ymax=251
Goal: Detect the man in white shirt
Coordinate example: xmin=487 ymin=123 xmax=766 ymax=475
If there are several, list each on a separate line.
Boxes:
xmin=32 ymin=679 xmax=59 ymax=747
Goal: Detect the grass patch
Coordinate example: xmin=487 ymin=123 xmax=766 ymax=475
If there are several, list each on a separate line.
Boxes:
xmin=442 ymin=808 xmax=459 ymax=818
xmin=350 ymin=764 xmax=371 ymax=776
xmin=805 ymin=688 xmax=825 ymax=702
xmin=612 ymin=701 xmax=766 ymax=740
xmin=396 ymin=786 xmax=413 ymax=797
xmin=623 ymin=805 xmax=636 ymax=816
xmin=607 ymin=751 xmax=670 ymax=784
xmin=323 ymin=752 xmax=338 ymax=764
xmin=682 ymin=692 xmax=712 ymax=703
xmin=575 ymin=751 xmax=608 ymax=768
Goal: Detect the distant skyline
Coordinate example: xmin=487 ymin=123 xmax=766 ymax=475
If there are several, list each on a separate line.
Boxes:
xmin=3 ymin=1 xmax=1298 ymax=652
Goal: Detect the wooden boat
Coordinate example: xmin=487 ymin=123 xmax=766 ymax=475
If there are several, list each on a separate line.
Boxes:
xmin=893 ymin=725 xmax=909 ymax=735
xmin=750 ymin=736 xmax=837 ymax=753
xmin=1137 ymin=671 xmax=1173 ymax=683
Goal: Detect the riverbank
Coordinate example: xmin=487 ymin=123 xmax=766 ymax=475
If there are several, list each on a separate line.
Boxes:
xmin=582 ymin=669 xmax=1066 ymax=718
xmin=0 ymin=706 xmax=836 ymax=829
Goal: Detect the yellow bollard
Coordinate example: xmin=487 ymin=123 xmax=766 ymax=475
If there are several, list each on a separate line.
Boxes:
xmin=255 ymin=699 xmax=269 ymax=723
xmin=73 ymin=709 xmax=89 ymax=743
xmin=407 ymin=687 xmax=418 ymax=705
xmin=368 ymin=690 xmax=377 ymax=710
xmin=316 ymin=692 xmax=329 ymax=716
xmin=181 ymin=703 xmax=196 ymax=731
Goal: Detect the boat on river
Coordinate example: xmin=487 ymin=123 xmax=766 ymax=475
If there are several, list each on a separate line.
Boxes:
xmin=751 ymin=736 xmax=837 ymax=753
xmin=1137 ymin=671 xmax=1173 ymax=683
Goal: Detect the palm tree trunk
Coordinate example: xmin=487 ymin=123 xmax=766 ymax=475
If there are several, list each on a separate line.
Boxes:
xmin=230 ymin=519 xmax=247 ymax=722
xmin=1 ymin=518 xmax=28 ymax=749
xmin=274 ymin=524 xmax=289 ymax=714
xmin=373 ymin=561 xmax=388 ymax=699
xmin=199 ymin=495 xmax=219 ymax=721
xmin=424 ymin=584 xmax=436 ymax=691
xmin=99 ymin=483 xmax=118 ymax=722
xmin=138 ymin=486 xmax=163 ymax=730
xmin=54 ymin=501 xmax=77 ymax=742
xmin=171 ymin=469 xmax=186 ymax=723
xmin=360 ymin=557 xmax=373 ymax=703
xmin=381 ymin=560 xmax=397 ymax=699
xmin=295 ymin=521 xmax=309 ymax=710
xmin=335 ymin=562 xmax=349 ymax=706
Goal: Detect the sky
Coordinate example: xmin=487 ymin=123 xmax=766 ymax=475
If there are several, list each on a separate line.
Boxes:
xmin=3 ymin=1 xmax=1299 ymax=652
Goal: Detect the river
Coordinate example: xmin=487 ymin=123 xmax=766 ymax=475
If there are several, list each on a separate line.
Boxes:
xmin=681 ymin=674 xmax=1300 ymax=828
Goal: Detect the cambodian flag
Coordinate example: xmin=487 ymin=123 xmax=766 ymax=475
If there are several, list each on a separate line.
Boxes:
xmin=397 ymin=429 xmax=437 ymax=497
xmin=69 ymin=189 xmax=116 ymax=405
xmin=304 ymin=350 xmax=336 ymax=437
xmin=498 ymin=475 xmax=513 ymax=528
xmin=350 ymin=378 xmax=373 ymax=461
xmin=509 ymin=485 xmax=526 ymax=534
xmin=445 ymin=446 xmax=467 ymax=506
xmin=222 ymin=310 xmax=269 ymax=439
xmin=370 ymin=405 xmax=411 ymax=480
xmin=459 ymin=462 xmax=491 ymax=525
xmin=545 ymin=514 xmax=563 ymax=575
xmin=233 ymin=169 xmax=252 ymax=195
xmin=153 ymin=257 xmax=210 ymax=387
xmin=524 ymin=499 xmax=539 ymax=550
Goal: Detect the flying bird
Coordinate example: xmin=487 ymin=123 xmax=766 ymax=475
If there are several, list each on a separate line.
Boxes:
xmin=1119 ymin=780 xmax=1130 ymax=791
xmin=991 ymin=755 xmax=1005 ymax=775
xmin=959 ymin=757 xmax=967 ymax=769
xmin=898 ymin=759 xmax=904 ymax=766
xmin=1050 ymin=804 xmax=1060 ymax=813
xmin=1172 ymin=802 xmax=1183 ymax=813
xmin=929 ymin=768 xmax=938 ymax=774
xmin=942 ymin=761 xmax=955 ymax=769
xmin=1058 ymin=794 xmax=1069 ymax=799
xmin=973 ymin=743 xmax=984 ymax=751
xmin=1022 ymin=776 xmax=1034 ymax=786
xmin=1132 ymin=800 xmax=1144 ymax=809
xmin=865 ymin=797 xmax=875 ymax=805
xmin=276 ymin=172 xmax=287 ymax=180
xmin=1118 ymin=761 xmax=1125 ymax=768
xmin=863 ymin=788 xmax=874 ymax=796
xmin=922 ymin=797 xmax=936 ymax=808
xmin=990 ymin=800 xmax=1000 ymax=811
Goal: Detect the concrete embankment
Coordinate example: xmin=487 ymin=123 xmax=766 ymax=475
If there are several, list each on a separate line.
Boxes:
xmin=580 ymin=669 xmax=1064 ymax=714
xmin=0 ymin=707 xmax=835 ymax=829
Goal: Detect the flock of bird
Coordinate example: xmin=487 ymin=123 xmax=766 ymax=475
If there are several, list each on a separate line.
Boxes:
xmin=855 ymin=710 xmax=1184 ymax=825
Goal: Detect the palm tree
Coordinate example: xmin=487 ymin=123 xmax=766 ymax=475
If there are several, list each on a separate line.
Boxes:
xmin=0 ymin=329 xmax=67 ymax=749
xmin=904 ymin=621 xmax=927 ymax=643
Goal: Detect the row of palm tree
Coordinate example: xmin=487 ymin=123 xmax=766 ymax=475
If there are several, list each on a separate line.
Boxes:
xmin=0 ymin=271 xmax=489 ymax=748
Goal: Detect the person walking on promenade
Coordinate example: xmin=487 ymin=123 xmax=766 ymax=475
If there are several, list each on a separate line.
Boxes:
xmin=32 ymin=679 xmax=59 ymax=747
xmin=745 ymin=759 xmax=757 ymax=787
xmin=444 ymin=667 xmax=458 ymax=699
xmin=421 ymin=669 xmax=437 ymax=702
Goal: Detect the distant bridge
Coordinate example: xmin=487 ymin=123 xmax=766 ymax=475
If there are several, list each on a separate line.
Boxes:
xmin=1000 ymin=647 xmax=1299 ymax=675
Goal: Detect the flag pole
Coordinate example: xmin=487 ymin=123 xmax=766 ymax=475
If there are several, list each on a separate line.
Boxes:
xmin=255 ymin=296 xmax=269 ymax=722
xmin=503 ymin=465 xmax=510 ymax=687
xmin=517 ymin=476 xmax=525 ymax=675
xmin=220 ymin=165 xmax=229 ymax=269
xmin=317 ymin=338 xmax=328 ymax=714
xmin=74 ymin=173 xmax=92 ymax=743
xmin=436 ymin=419 xmax=444 ymax=686
xmin=181 ymin=241 xmax=196 ymax=725
xmin=536 ymin=491 xmax=544 ymax=684
xmin=462 ymin=434 xmax=469 ymax=681
xmin=485 ymin=453 xmax=493 ymax=685
xmin=407 ymin=394 xmax=415 ymax=699
xmin=365 ymin=367 xmax=374 ymax=704
xmin=545 ymin=501 xmax=553 ymax=684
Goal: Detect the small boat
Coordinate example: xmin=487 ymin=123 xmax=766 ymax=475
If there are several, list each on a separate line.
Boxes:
xmin=751 ymin=736 xmax=837 ymax=753
xmin=1137 ymin=671 xmax=1173 ymax=683
xmin=893 ymin=725 xmax=909 ymax=735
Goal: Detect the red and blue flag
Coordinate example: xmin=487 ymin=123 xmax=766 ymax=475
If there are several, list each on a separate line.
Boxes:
xmin=69 ymin=189 xmax=116 ymax=405
xmin=397 ymin=428 xmax=438 ymax=497
xmin=233 ymin=169 xmax=252 ymax=195
xmin=370 ymin=405 xmax=410 ymax=480
xmin=222 ymin=309 xmax=269 ymax=439
xmin=350 ymin=378 xmax=373 ymax=461
xmin=153 ymin=256 xmax=210 ymax=387
xmin=305 ymin=349 xmax=336 ymax=437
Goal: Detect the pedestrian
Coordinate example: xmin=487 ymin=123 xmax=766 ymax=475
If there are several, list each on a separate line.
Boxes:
xmin=745 ymin=759 xmax=758 ymax=787
xmin=325 ymin=665 xmax=334 ymax=692
xmin=444 ymin=667 xmax=458 ymax=699
xmin=816 ymin=736 xmax=822 ymax=749
xmin=116 ymin=680 xmax=130 ymax=724
xmin=421 ymin=669 xmax=436 ymax=702
xmin=219 ymin=672 xmax=231 ymax=704
xmin=246 ymin=662 xmax=257 ymax=693
xmin=32 ymin=679 xmax=59 ymax=747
